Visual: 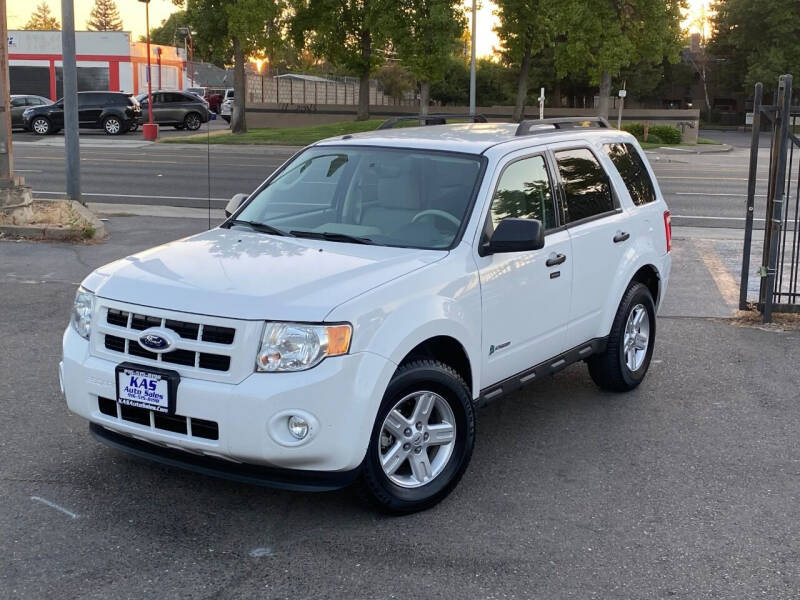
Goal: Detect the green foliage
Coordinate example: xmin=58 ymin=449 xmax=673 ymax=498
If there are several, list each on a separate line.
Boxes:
xmin=391 ymin=0 xmax=466 ymax=85
xmin=147 ymin=11 xmax=188 ymax=47
xmin=24 ymin=2 xmax=60 ymax=30
xmin=494 ymin=0 xmax=555 ymax=68
xmin=621 ymin=122 xmax=644 ymax=138
xmin=622 ymin=123 xmax=681 ymax=144
xmin=648 ymin=125 xmax=682 ymax=144
xmin=711 ymin=0 xmax=800 ymax=93
xmin=87 ymin=0 xmax=123 ymax=31
xmin=554 ymin=0 xmax=684 ymax=84
xmin=375 ymin=63 xmax=414 ymax=101
xmin=429 ymin=57 xmax=469 ymax=104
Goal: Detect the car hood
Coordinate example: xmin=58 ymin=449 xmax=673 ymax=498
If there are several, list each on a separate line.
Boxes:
xmin=83 ymin=228 xmax=446 ymax=321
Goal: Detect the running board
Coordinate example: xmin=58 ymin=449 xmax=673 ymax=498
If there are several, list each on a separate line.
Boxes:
xmin=478 ymin=337 xmax=607 ymax=405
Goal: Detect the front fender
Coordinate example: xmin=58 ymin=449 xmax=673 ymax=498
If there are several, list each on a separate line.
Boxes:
xmin=325 ymin=247 xmax=483 ymax=398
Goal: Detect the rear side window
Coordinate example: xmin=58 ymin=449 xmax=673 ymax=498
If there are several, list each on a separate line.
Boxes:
xmin=489 ymin=155 xmax=557 ymax=231
xmin=554 ymin=148 xmax=614 ymax=224
xmin=604 ymin=143 xmax=657 ymax=206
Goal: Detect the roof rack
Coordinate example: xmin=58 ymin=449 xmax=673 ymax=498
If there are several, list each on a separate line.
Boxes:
xmin=377 ymin=113 xmax=489 ymax=130
xmin=515 ymin=116 xmax=611 ymax=136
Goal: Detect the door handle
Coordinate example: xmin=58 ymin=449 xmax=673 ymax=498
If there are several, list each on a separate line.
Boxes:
xmin=613 ymin=231 xmax=631 ymax=243
xmin=546 ymin=253 xmax=567 ymax=267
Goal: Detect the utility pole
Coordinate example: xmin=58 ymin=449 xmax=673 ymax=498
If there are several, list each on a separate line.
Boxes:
xmin=469 ymin=0 xmax=476 ymax=116
xmin=139 ymin=0 xmax=157 ymax=140
xmin=0 ymin=0 xmax=13 ymax=185
xmin=61 ymin=0 xmax=81 ymax=202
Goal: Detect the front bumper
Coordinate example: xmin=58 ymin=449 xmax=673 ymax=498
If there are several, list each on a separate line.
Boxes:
xmin=62 ymin=326 xmax=397 ymax=473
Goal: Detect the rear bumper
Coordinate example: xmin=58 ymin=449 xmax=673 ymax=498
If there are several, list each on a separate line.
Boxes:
xmin=90 ymin=422 xmax=360 ymax=491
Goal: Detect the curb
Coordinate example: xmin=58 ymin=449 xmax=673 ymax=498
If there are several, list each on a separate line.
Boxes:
xmin=655 ymin=144 xmax=733 ymax=154
xmin=0 ymin=198 xmax=107 ymax=242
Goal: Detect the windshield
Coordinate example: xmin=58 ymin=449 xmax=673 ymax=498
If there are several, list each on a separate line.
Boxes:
xmin=233 ymin=146 xmax=484 ymax=249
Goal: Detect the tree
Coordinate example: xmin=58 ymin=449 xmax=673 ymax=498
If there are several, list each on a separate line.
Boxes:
xmin=87 ymin=0 xmax=123 ymax=31
xmin=494 ymin=0 xmax=556 ymax=121
xmin=711 ymin=0 xmax=800 ymax=94
xmin=390 ymin=0 xmax=466 ymax=117
xmin=177 ymin=0 xmax=287 ymax=134
xmin=147 ymin=11 xmax=187 ymax=46
xmin=554 ymin=0 xmax=683 ymax=119
xmin=375 ymin=63 xmax=414 ymax=102
xmin=291 ymin=0 xmax=392 ymax=120
xmin=24 ymin=2 xmax=60 ymax=30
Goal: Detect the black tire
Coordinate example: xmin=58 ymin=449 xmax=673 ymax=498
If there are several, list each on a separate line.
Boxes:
xmin=103 ymin=116 xmax=123 ymax=135
xmin=184 ymin=112 xmax=202 ymax=131
xmin=31 ymin=116 xmax=51 ymax=135
xmin=587 ymin=282 xmax=656 ymax=392
xmin=128 ymin=122 xmax=139 ymax=132
xmin=360 ymin=359 xmax=475 ymax=514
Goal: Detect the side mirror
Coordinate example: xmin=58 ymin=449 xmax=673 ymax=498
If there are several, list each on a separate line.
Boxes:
xmin=483 ymin=218 xmax=545 ymax=255
xmin=224 ymin=193 xmax=248 ymax=217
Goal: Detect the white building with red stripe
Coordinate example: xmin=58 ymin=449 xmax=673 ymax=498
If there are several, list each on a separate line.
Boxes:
xmin=8 ymin=30 xmax=187 ymax=100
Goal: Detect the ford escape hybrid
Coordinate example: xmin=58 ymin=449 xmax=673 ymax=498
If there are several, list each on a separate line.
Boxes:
xmin=61 ymin=117 xmax=671 ymax=513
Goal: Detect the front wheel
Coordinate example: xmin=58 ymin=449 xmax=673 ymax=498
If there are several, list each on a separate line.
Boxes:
xmin=360 ymin=360 xmax=475 ymax=514
xmin=587 ymin=282 xmax=656 ymax=392
xmin=103 ymin=116 xmax=123 ymax=135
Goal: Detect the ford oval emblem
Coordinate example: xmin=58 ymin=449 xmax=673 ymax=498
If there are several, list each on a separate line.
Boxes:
xmin=137 ymin=328 xmax=177 ymax=353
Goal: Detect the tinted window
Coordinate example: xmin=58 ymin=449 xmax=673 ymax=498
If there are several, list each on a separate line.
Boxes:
xmin=163 ymin=93 xmax=185 ymax=103
xmin=489 ymin=155 xmax=556 ymax=232
xmin=555 ymin=148 xmax=614 ymax=223
xmin=28 ymin=97 xmax=46 ymax=105
xmin=10 ymin=97 xmax=25 ymax=107
xmin=604 ymin=143 xmax=657 ymax=206
xmin=78 ymin=93 xmax=108 ymax=106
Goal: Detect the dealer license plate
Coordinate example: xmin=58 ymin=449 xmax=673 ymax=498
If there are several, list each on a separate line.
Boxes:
xmin=115 ymin=363 xmax=179 ymax=414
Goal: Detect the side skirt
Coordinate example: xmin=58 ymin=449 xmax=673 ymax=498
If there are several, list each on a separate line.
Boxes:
xmin=478 ymin=337 xmax=608 ymax=406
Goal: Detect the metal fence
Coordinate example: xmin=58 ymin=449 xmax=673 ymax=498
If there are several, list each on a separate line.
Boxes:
xmin=740 ymin=74 xmax=800 ymax=321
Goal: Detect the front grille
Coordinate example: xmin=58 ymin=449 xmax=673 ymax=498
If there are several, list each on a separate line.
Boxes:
xmin=98 ymin=397 xmax=219 ymax=440
xmin=102 ymin=309 xmax=235 ymax=372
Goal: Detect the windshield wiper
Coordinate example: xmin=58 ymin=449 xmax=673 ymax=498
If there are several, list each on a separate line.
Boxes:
xmin=226 ymin=219 xmax=293 ymax=237
xmin=289 ymin=230 xmax=382 ymax=245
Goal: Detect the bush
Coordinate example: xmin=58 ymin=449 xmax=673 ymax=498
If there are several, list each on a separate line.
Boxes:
xmin=648 ymin=125 xmax=682 ymax=144
xmin=621 ymin=122 xmax=681 ymax=144
xmin=622 ymin=122 xmax=644 ymax=138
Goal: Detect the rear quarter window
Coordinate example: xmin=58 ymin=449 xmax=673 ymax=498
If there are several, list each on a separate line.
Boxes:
xmin=554 ymin=148 xmax=615 ymax=224
xmin=604 ymin=143 xmax=657 ymax=206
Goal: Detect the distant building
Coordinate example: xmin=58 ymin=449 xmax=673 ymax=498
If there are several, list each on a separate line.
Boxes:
xmin=8 ymin=30 xmax=186 ymax=100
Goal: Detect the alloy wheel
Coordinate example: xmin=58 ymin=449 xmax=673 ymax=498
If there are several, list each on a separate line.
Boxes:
xmin=378 ymin=390 xmax=456 ymax=488
xmin=105 ymin=118 xmax=121 ymax=135
xmin=32 ymin=118 xmax=49 ymax=135
xmin=623 ymin=303 xmax=650 ymax=371
xmin=185 ymin=114 xmax=201 ymax=130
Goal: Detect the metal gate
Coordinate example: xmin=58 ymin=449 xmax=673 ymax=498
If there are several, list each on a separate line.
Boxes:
xmin=740 ymin=74 xmax=800 ymax=322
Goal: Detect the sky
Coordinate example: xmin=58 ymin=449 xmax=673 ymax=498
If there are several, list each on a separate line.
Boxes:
xmin=7 ymin=0 xmax=712 ymax=58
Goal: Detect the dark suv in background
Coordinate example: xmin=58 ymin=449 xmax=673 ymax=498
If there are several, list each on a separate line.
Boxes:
xmin=135 ymin=90 xmax=210 ymax=131
xmin=23 ymin=91 xmax=141 ymax=135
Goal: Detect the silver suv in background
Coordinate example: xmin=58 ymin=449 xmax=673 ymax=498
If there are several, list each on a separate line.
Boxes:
xmin=220 ymin=88 xmax=234 ymax=124
xmin=135 ymin=90 xmax=210 ymax=131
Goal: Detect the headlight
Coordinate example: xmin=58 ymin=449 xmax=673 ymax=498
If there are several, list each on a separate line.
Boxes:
xmin=70 ymin=287 xmax=95 ymax=340
xmin=255 ymin=322 xmax=351 ymax=372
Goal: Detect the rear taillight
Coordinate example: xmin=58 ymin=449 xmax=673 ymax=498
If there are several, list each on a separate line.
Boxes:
xmin=663 ymin=210 xmax=672 ymax=253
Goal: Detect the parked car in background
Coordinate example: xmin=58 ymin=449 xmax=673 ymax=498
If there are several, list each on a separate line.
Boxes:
xmin=10 ymin=94 xmax=51 ymax=129
xmin=135 ymin=91 xmax=210 ymax=131
xmin=23 ymin=91 xmax=141 ymax=135
xmin=186 ymin=86 xmax=225 ymax=113
xmin=220 ymin=88 xmax=234 ymax=123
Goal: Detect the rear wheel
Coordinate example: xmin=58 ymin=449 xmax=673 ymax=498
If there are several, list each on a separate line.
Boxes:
xmin=588 ymin=282 xmax=656 ymax=392
xmin=103 ymin=116 xmax=122 ymax=135
xmin=360 ymin=360 xmax=475 ymax=514
xmin=31 ymin=117 xmax=51 ymax=135
xmin=184 ymin=112 xmax=202 ymax=131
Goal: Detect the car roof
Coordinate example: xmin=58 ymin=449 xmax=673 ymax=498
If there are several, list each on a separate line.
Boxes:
xmin=313 ymin=122 xmax=634 ymax=155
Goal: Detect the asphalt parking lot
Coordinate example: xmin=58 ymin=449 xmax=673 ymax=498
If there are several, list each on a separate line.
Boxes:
xmin=2 ymin=217 xmax=799 ymax=599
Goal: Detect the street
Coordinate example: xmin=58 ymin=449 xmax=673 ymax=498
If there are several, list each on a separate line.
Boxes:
xmin=2 ymin=216 xmax=799 ymax=598
xmin=8 ymin=128 xmax=773 ymax=228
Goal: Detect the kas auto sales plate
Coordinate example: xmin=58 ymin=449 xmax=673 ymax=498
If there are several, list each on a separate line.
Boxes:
xmin=115 ymin=362 xmax=180 ymax=414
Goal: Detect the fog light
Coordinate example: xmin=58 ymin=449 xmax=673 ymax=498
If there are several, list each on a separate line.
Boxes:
xmin=287 ymin=415 xmax=309 ymax=440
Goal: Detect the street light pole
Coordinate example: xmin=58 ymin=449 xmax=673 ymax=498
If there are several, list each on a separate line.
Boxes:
xmin=0 ymin=0 xmax=13 ymax=185
xmin=469 ymin=0 xmax=477 ymax=116
xmin=61 ymin=0 xmax=81 ymax=201
xmin=139 ymin=0 xmax=157 ymax=140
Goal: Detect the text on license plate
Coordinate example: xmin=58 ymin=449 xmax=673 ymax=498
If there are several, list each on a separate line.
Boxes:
xmin=117 ymin=368 xmax=170 ymax=413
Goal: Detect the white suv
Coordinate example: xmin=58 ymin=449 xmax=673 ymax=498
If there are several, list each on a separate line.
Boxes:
xmin=61 ymin=118 xmax=671 ymax=513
